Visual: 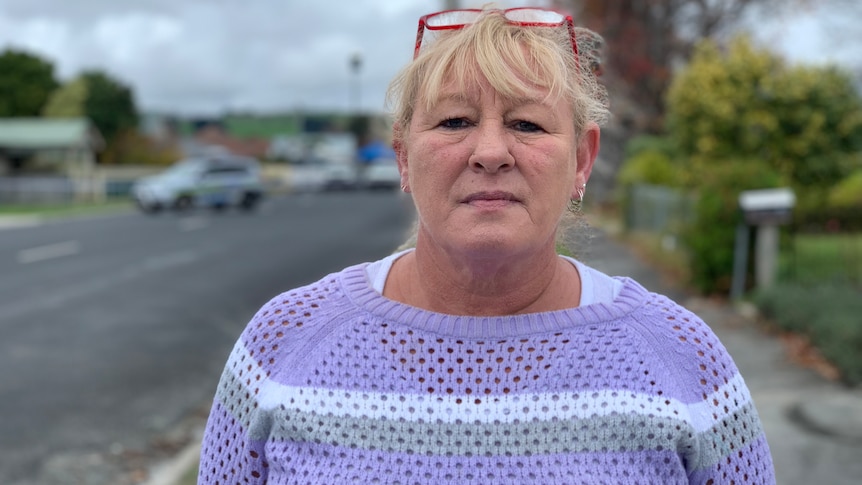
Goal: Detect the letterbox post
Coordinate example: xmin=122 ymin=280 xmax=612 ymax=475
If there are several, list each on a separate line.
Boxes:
xmin=730 ymin=188 xmax=795 ymax=299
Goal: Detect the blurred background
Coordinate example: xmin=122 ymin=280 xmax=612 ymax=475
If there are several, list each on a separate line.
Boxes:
xmin=1 ymin=0 xmax=860 ymax=484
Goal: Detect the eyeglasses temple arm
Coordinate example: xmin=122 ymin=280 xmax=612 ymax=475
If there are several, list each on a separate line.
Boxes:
xmin=414 ymin=20 xmax=426 ymax=59
xmin=566 ymin=17 xmax=581 ymax=72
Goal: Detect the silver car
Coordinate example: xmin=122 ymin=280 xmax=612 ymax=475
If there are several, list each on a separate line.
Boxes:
xmin=131 ymin=156 xmax=264 ymax=213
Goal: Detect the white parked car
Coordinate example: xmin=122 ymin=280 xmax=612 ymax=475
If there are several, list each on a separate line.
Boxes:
xmin=131 ymin=156 xmax=264 ymax=213
xmin=361 ymin=157 xmax=401 ymax=190
xmin=321 ymin=161 xmax=360 ymax=191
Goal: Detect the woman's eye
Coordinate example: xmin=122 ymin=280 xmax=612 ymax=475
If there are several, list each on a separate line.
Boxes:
xmin=513 ymin=120 xmax=543 ymax=133
xmin=439 ymin=117 xmax=471 ymax=129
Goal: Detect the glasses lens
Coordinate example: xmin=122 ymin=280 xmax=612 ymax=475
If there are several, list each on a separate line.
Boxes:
xmin=505 ymin=8 xmax=565 ymax=25
xmin=425 ymin=10 xmax=481 ymax=29
xmin=415 ymin=8 xmax=576 ymax=62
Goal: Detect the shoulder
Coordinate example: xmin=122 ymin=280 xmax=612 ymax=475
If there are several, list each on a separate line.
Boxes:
xmin=628 ymin=293 xmax=773 ymax=477
xmin=587 ymin=277 xmax=728 ymax=359
xmin=631 ymin=290 xmax=731 ymax=362
xmin=247 ymin=270 xmax=347 ymax=330
xmin=634 ymin=291 xmax=727 ymax=355
xmin=626 ymin=289 xmax=747 ymax=402
xmin=235 ymin=266 xmax=364 ymax=365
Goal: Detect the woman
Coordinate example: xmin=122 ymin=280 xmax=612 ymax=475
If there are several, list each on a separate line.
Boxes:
xmin=199 ymin=6 xmax=775 ymax=484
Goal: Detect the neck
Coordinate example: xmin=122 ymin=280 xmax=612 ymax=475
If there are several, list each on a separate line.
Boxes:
xmin=386 ymin=239 xmax=581 ymax=316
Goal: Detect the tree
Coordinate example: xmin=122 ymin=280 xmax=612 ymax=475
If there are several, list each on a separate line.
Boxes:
xmin=0 ymin=49 xmax=58 ymax=117
xmin=42 ymin=77 xmax=89 ymax=118
xmin=664 ymin=36 xmax=862 ymax=293
xmin=667 ymin=36 xmax=862 ymax=202
xmin=552 ymin=0 xmax=788 ymax=133
xmin=80 ymin=71 xmax=139 ymax=147
xmin=42 ymin=70 xmax=140 ymax=163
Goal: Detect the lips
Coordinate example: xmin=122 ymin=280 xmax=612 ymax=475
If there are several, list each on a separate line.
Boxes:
xmin=461 ymin=191 xmax=521 ymax=204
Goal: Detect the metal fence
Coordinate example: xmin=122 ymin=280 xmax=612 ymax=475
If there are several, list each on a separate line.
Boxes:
xmin=623 ymin=183 xmax=696 ymax=235
xmin=0 ymin=177 xmax=77 ymax=204
xmin=0 ymin=175 xmax=138 ymax=204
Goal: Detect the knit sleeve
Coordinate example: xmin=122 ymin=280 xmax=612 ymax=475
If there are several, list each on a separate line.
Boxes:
xmin=635 ymin=294 xmax=776 ymax=484
xmin=198 ymin=272 xmax=348 ymax=484
xmin=198 ymin=340 xmax=272 ymax=484
xmin=197 ymin=308 xmax=278 ymax=484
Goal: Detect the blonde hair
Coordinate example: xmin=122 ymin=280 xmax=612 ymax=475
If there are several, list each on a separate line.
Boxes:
xmin=386 ymin=7 xmax=609 ymax=141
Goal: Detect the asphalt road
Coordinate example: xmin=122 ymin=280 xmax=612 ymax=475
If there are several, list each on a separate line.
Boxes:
xmin=0 ymin=191 xmax=414 ymax=484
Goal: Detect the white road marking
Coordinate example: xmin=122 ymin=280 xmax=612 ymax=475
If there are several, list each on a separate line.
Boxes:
xmin=2 ymin=248 xmax=209 ymax=321
xmin=122 ymin=250 xmax=200 ymax=278
xmin=17 ymin=240 xmax=81 ymax=264
xmin=179 ymin=217 xmax=209 ymax=232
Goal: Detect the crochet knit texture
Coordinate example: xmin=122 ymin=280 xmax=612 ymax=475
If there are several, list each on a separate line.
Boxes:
xmin=199 ymin=263 xmax=775 ymax=484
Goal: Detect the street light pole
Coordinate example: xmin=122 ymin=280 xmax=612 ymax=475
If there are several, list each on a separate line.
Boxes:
xmin=349 ymin=52 xmax=362 ymax=114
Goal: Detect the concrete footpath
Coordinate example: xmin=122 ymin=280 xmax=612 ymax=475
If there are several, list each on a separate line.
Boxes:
xmin=147 ymin=223 xmax=862 ymax=485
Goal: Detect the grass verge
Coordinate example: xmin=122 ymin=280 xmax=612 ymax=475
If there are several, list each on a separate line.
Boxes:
xmin=0 ymin=198 xmax=132 ymax=218
xmin=780 ymin=232 xmax=862 ymax=284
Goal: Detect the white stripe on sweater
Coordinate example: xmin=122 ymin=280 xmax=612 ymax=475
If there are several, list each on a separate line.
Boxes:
xmin=227 ymin=339 xmax=753 ymax=434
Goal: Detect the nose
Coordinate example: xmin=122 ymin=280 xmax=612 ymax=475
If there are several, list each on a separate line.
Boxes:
xmin=468 ymin=122 xmax=514 ymax=173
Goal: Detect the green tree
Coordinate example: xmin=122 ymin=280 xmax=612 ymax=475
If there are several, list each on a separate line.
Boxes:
xmin=80 ymin=70 xmax=139 ymax=147
xmin=42 ymin=77 xmax=89 ymax=117
xmin=0 ymin=49 xmax=58 ymax=116
xmin=667 ymin=36 xmax=862 ymax=201
xmin=663 ymin=36 xmax=862 ymax=293
xmin=42 ymin=70 xmax=140 ymax=163
xmin=829 ymin=171 xmax=862 ymax=209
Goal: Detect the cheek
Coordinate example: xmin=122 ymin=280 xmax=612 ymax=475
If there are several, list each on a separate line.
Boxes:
xmin=521 ymin=146 xmax=576 ymax=182
xmin=408 ymin=139 xmax=464 ymax=184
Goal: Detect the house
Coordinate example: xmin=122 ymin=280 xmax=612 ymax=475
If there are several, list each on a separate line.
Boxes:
xmin=0 ymin=117 xmax=104 ymax=176
xmin=187 ymin=121 xmax=270 ymax=160
xmin=0 ymin=118 xmax=105 ymax=203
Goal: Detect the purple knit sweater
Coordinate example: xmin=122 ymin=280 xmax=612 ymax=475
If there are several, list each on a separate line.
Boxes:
xmin=199 ymin=263 xmax=775 ymax=484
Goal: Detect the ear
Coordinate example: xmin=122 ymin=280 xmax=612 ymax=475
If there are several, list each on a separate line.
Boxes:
xmin=571 ymin=122 xmax=600 ymax=199
xmin=392 ymin=123 xmax=410 ymax=192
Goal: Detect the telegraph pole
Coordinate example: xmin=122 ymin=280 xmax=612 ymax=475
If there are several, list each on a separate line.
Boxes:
xmin=348 ymin=51 xmax=362 ymax=113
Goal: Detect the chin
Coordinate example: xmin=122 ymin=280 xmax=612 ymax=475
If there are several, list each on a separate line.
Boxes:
xmin=447 ymin=230 xmax=526 ymax=256
xmin=423 ymin=216 xmax=542 ymax=256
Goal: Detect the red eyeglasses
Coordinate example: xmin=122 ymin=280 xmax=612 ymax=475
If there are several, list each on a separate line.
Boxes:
xmin=414 ymin=7 xmax=579 ymax=61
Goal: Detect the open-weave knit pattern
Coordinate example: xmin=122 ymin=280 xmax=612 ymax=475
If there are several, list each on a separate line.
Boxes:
xmin=199 ymin=263 xmax=775 ymax=484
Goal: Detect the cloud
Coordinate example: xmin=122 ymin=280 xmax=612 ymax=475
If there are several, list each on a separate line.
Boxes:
xmin=746 ymin=1 xmax=861 ymax=68
xmin=0 ymin=0 xmax=430 ymax=115
xmin=3 ymin=0 xmax=856 ymax=117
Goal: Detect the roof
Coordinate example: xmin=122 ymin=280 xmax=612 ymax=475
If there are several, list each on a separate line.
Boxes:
xmin=0 ymin=118 xmax=104 ymax=150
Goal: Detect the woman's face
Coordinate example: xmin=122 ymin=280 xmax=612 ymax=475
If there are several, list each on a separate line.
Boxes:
xmin=396 ymin=73 xmax=598 ymax=259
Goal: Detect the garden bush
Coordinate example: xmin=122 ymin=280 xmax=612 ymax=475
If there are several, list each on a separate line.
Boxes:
xmin=680 ymin=159 xmax=780 ymax=294
xmin=754 ymin=283 xmax=862 ymax=385
xmin=659 ymin=36 xmax=862 ymax=293
xmin=829 ymin=170 xmax=862 ymax=209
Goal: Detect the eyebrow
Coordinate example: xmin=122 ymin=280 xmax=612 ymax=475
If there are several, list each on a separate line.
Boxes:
xmin=433 ymin=92 xmax=470 ymax=104
xmin=433 ymin=92 xmax=550 ymax=107
xmin=506 ymin=95 xmax=551 ymax=107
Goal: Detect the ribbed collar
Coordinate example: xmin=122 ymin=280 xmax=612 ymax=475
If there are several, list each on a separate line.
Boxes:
xmin=339 ymin=263 xmax=650 ymax=339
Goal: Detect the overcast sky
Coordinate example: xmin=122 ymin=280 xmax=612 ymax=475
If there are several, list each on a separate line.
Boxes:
xmin=0 ymin=0 xmax=857 ymax=117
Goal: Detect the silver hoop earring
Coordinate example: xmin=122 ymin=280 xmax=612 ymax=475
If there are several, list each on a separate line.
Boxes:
xmin=568 ymin=184 xmax=586 ymax=214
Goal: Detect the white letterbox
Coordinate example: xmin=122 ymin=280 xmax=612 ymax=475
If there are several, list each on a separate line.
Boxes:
xmin=739 ymin=188 xmax=795 ymax=225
